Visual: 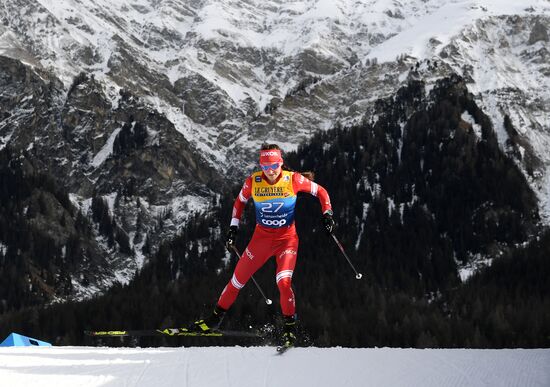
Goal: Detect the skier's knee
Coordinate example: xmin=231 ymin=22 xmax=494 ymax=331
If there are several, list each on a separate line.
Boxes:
xmin=277 ymin=277 xmax=292 ymax=293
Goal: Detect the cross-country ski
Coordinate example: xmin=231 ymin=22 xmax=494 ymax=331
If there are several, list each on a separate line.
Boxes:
xmin=84 ymin=328 xmax=263 ymax=339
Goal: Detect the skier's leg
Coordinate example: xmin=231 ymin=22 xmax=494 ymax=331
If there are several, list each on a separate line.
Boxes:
xmin=274 ymin=237 xmax=299 ymax=346
xmin=217 ymin=231 xmax=271 ymax=311
xmin=191 ymin=232 xmax=271 ymax=332
xmin=274 ymin=238 xmax=298 ymax=318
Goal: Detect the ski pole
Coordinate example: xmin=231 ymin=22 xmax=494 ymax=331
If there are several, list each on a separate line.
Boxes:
xmin=331 ymin=233 xmax=363 ymax=280
xmin=229 ymin=245 xmax=273 ymax=305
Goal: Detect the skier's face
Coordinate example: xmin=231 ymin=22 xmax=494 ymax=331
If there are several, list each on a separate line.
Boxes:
xmin=261 ymin=162 xmax=282 ymax=182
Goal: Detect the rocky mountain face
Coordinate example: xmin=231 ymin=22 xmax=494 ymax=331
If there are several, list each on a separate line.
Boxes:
xmin=0 ymin=0 xmax=549 ymax=304
xmin=0 ymin=54 xmax=223 ymax=301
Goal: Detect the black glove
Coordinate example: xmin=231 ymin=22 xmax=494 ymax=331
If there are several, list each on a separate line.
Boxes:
xmin=322 ymin=211 xmax=335 ymax=234
xmin=225 ymin=226 xmax=238 ymax=251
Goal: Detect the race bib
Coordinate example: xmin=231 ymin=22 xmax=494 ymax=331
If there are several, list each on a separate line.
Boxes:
xmin=251 ymin=171 xmax=296 ymax=228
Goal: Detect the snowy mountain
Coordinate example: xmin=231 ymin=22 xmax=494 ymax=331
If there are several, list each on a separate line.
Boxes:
xmin=1 ymin=346 xmax=549 ymax=387
xmin=0 ymin=0 xmax=549 ymax=300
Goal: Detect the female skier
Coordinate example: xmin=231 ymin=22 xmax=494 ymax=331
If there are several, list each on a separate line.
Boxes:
xmin=191 ymin=144 xmax=335 ymax=347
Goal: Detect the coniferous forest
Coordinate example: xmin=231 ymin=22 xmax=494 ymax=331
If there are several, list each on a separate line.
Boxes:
xmin=0 ymin=76 xmax=549 ymax=348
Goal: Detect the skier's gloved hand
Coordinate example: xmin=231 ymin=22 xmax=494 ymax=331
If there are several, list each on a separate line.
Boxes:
xmin=322 ymin=210 xmax=335 ymax=234
xmin=225 ymin=226 xmax=238 ymax=252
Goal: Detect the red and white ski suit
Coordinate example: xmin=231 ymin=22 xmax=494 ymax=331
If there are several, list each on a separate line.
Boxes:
xmin=217 ymin=170 xmax=332 ymax=317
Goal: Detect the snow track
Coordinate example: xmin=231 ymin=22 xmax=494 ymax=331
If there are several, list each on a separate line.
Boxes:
xmin=1 ymin=346 xmax=549 ymax=387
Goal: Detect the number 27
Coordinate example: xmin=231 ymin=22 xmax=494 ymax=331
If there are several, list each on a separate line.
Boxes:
xmin=261 ymin=202 xmax=284 ymax=213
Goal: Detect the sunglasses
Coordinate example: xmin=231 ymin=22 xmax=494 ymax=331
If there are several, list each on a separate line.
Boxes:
xmin=260 ymin=163 xmax=281 ymax=171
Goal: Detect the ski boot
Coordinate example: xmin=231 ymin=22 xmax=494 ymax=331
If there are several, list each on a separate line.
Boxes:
xmin=278 ymin=315 xmax=297 ymax=351
xmin=189 ymin=305 xmax=226 ymax=333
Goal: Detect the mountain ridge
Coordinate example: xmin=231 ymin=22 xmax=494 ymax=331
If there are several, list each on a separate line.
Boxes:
xmin=0 ymin=0 xmax=548 ymax=302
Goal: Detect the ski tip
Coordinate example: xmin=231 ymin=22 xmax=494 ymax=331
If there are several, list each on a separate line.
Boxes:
xmin=276 ymin=345 xmax=293 ymax=354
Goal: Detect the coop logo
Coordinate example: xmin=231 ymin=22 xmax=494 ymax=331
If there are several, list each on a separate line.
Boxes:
xmin=261 ymin=218 xmax=287 ymax=227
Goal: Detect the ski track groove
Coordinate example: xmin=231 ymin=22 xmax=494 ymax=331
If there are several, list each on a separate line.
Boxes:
xmin=431 ymin=351 xmax=480 ymax=387
xmin=184 ymin=348 xmax=190 ymax=387
xmin=224 ymin=352 xmax=232 ymax=387
xmin=262 ymin=351 xmax=273 ymax=387
xmin=129 ymin=354 xmax=150 ymax=387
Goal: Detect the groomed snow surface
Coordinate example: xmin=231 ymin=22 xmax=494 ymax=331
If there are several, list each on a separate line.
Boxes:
xmin=1 ymin=346 xmax=549 ymax=387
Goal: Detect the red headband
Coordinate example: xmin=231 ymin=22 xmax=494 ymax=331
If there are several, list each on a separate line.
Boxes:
xmin=259 ymin=149 xmax=283 ymax=164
